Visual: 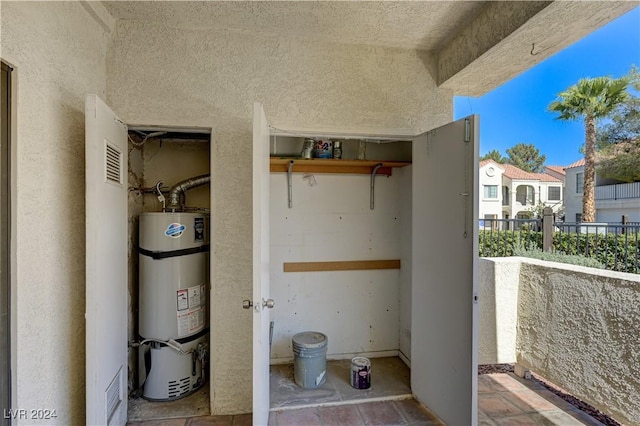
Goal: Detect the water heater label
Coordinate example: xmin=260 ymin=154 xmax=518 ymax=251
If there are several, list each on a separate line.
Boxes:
xmin=189 ymin=286 xmax=201 ymax=307
xmin=176 ymin=284 xmax=207 ymax=337
xmin=177 ymin=306 xmax=205 ymax=337
xmin=176 ymin=289 xmax=188 ymax=311
xmin=164 ymin=222 xmax=186 ymax=238
xmin=194 ymin=217 xmax=204 ymax=242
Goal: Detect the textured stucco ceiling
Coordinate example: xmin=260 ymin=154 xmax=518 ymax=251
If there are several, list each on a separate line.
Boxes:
xmin=102 ymin=1 xmax=487 ymax=51
xmin=102 ymin=1 xmax=638 ymax=95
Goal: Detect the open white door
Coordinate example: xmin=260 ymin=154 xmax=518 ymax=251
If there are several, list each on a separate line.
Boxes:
xmin=85 ymin=94 xmax=128 ymax=425
xmin=411 ymin=116 xmax=479 ymax=425
xmin=252 ymin=102 xmax=272 ymax=425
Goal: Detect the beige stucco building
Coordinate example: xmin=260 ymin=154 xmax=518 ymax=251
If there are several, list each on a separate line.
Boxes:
xmin=479 ymin=159 xmax=564 ymax=223
xmin=565 ymin=159 xmax=640 ymax=223
xmin=1 ymin=2 xmax=637 ymax=424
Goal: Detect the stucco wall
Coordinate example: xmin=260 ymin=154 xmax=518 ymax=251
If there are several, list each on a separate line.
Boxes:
xmin=0 ymin=2 xmax=113 ymax=424
xmin=516 ymin=260 xmax=640 ymax=425
xmin=478 ymin=258 xmax=520 ymax=365
xmin=107 ymin=20 xmax=451 ymax=414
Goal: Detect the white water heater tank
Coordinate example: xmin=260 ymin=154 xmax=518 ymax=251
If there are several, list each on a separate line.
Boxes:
xmin=139 ymin=212 xmax=209 ymax=340
xmin=138 ymin=212 xmax=209 ymax=400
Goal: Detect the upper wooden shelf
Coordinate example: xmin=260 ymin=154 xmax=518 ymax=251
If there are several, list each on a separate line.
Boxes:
xmin=270 ymin=158 xmax=411 ymax=176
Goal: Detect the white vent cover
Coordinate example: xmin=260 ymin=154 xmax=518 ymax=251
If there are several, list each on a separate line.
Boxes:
xmin=105 ymin=366 xmax=123 ymax=425
xmin=105 ymin=140 xmax=123 ymax=185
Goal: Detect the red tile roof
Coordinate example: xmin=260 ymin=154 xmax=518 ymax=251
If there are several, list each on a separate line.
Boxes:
xmin=544 ymin=165 xmax=566 ymax=176
xmin=502 ymin=164 xmax=561 ymax=182
xmin=565 ymin=158 xmax=585 ymax=169
xmin=479 ymin=159 xmax=505 ymax=170
xmin=479 ymin=159 xmax=561 ymax=182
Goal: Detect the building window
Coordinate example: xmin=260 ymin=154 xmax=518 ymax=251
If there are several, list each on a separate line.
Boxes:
xmin=548 ymin=186 xmax=561 ymax=201
xmin=576 ymin=213 xmax=582 ymax=223
xmin=576 ymin=172 xmax=584 ymax=193
xmin=483 ymin=185 xmax=498 ymax=199
xmin=502 ymin=186 xmax=509 ymax=205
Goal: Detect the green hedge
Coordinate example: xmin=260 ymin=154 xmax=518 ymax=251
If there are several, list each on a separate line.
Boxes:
xmin=479 ymin=230 xmax=543 ymax=257
xmin=479 ymin=230 xmax=640 ymax=274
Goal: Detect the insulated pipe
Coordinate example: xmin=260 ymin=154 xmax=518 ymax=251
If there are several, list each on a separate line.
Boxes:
xmin=166 ymin=174 xmax=211 ymax=211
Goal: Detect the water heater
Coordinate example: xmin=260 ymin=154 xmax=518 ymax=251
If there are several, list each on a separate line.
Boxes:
xmin=138 ymin=212 xmax=209 ymax=400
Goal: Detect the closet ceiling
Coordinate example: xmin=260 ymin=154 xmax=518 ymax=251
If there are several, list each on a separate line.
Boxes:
xmin=102 ymin=1 xmax=487 ymax=51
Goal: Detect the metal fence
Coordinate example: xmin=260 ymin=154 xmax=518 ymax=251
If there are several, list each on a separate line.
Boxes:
xmin=479 ymin=218 xmax=640 ymax=274
xmin=479 ymin=218 xmax=542 ymax=257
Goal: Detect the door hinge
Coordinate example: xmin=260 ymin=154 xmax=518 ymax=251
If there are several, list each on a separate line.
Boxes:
xmin=114 ymin=117 xmax=127 ymax=129
xmin=464 ymin=118 xmax=470 ymax=143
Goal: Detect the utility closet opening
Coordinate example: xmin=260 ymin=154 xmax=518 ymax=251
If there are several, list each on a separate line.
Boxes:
xmin=126 ymin=126 xmax=212 ymax=422
xmin=267 ymin=132 xmax=415 ymax=409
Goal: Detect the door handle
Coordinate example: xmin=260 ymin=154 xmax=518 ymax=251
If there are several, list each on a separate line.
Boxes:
xmin=263 ymin=299 xmax=275 ymax=309
xmin=242 ymin=299 xmax=253 ymax=309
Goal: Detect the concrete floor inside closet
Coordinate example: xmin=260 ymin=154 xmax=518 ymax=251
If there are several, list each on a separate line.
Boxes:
xmin=128 ymin=386 xmax=211 ymax=421
xmin=270 ymin=356 xmax=411 ymax=409
xmin=126 ymin=356 xmax=410 ymax=422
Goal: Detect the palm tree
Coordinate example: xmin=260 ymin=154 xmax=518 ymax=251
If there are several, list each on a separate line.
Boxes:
xmin=549 ymin=76 xmax=630 ymax=222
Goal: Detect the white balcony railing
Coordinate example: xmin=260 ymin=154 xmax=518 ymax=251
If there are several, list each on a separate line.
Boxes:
xmin=595 ymin=181 xmax=640 ymax=200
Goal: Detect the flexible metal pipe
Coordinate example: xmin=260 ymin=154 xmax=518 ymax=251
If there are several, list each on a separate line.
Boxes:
xmin=166 ymin=174 xmax=210 ymax=211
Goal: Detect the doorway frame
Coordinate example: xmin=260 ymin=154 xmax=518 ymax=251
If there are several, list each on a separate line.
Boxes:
xmin=254 ymin=107 xmax=479 ymax=424
xmin=1 ymin=60 xmax=15 ymax=425
xmin=124 ymin=123 xmax=215 ymax=420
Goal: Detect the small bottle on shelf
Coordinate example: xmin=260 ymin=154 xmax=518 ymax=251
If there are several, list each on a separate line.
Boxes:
xmin=333 ymin=141 xmax=342 ymax=159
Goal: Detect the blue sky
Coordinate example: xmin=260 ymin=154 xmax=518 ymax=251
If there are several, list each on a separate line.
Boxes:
xmin=454 ymin=7 xmax=640 ymax=168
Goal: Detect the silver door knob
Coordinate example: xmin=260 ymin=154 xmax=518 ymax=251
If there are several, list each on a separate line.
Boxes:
xmin=263 ymin=299 xmax=275 ymax=309
xmin=242 ymin=299 xmax=253 ymax=309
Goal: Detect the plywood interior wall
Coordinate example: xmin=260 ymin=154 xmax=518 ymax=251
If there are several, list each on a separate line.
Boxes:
xmin=142 ymin=139 xmax=211 ymax=212
xmin=269 ymin=167 xmax=412 ymax=362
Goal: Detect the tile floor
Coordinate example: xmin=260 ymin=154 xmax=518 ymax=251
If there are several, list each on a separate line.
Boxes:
xmin=128 ymin=360 xmax=607 ymax=425
xmin=477 ymin=373 xmax=605 ymax=426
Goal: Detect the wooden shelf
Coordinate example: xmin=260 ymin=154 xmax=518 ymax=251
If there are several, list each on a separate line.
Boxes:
xmin=283 ymin=259 xmax=401 ymax=273
xmin=270 ymin=158 xmax=411 ymax=176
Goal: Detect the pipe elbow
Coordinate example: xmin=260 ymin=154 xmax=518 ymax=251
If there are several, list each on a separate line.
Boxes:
xmin=166 ymin=174 xmax=211 ymax=211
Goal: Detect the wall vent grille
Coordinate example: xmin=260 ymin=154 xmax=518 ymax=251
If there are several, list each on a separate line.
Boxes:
xmin=105 ymin=366 xmax=123 ymax=425
xmin=105 ymin=141 xmax=122 ymax=185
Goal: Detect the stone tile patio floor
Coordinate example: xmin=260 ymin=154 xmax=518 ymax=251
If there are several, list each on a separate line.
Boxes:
xmin=128 ymin=373 xmax=606 ymax=425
